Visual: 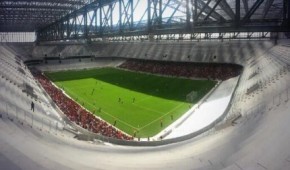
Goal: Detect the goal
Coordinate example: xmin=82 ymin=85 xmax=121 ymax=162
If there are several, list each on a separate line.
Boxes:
xmin=186 ymin=91 xmax=198 ymax=103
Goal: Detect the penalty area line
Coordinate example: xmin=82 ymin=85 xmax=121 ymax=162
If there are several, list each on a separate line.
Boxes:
xmin=138 ymin=103 xmax=185 ymax=131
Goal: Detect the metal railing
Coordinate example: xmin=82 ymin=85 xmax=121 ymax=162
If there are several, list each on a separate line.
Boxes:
xmin=0 ymin=99 xmax=64 ymax=136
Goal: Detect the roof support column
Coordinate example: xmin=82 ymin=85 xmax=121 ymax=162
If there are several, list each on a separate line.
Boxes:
xmin=66 ymin=17 xmax=70 ymax=39
xmin=131 ymin=0 xmax=134 ymax=30
xmin=100 ymin=5 xmax=103 ymax=35
xmin=84 ymin=7 xmax=88 ymax=39
xmin=74 ymin=13 xmax=77 ymax=38
xmin=159 ymin=0 xmax=163 ymax=27
xmin=285 ymin=0 xmax=290 ymax=24
xmin=235 ymin=0 xmax=240 ymax=27
xmin=288 ymin=0 xmax=290 ymax=21
xmin=119 ymin=0 xmax=122 ymax=32
xmin=148 ymin=0 xmax=151 ymax=32
xmin=194 ymin=0 xmax=197 ymax=23
xmin=110 ymin=4 xmax=113 ymax=31
xmin=186 ymin=0 xmax=191 ymax=30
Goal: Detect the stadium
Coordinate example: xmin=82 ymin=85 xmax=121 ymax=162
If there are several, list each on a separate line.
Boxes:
xmin=0 ymin=0 xmax=290 ymax=169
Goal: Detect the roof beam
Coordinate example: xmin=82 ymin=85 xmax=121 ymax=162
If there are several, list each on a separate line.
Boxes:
xmin=215 ymin=0 xmax=235 ymax=20
xmin=166 ymin=0 xmax=214 ymax=21
xmin=0 ymin=4 xmax=76 ymax=10
xmin=0 ymin=9 xmax=66 ymax=14
xmin=242 ymin=0 xmax=249 ymax=13
xmin=204 ymin=0 xmax=223 ymax=21
xmin=196 ymin=0 xmax=225 ymax=21
xmin=242 ymin=0 xmax=265 ymax=23
xmin=262 ymin=0 xmax=274 ymax=19
xmin=195 ymin=0 xmax=212 ymax=20
xmin=41 ymin=0 xmax=117 ymax=29
xmin=1 ymin=0 xmax=85 ymax=6
xmin=0 ymin=9 xmax=67 ymax=17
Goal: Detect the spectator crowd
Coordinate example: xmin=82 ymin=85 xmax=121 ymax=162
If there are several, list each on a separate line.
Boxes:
xmin=119 ymin=59 xmax=242 ymax=81
xmin=32 ymin=69 xmax=133 ymax=141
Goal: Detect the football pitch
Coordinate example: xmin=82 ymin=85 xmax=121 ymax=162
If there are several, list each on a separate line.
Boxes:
xmin=45 ymin=67 xmax=216 ymax=137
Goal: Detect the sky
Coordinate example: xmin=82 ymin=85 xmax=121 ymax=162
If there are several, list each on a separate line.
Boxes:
xmin=82 ymin=0 xmax=186 ymax=26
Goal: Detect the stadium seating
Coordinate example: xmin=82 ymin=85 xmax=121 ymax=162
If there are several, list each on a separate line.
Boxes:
xmin=0 ymin=45 xmax=133 ymax=140
xmin=36 ymin=58 xmax=125 ymax=71
xmin=32 ymin=69 xmax=133 ymax=140
xmin=31 ymin=40 xmax=274 ymax=65
xmin=119 ymin=59 xmax=242 ymax=80
xmin=1 ymin=40 xmax=290 ymax=170
xmin=0 ymin=46 xmax=64 ymax=131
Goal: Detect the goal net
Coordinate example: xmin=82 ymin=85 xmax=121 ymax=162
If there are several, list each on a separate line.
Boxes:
xmin=186 ymin=91 xmax=198 ymax=103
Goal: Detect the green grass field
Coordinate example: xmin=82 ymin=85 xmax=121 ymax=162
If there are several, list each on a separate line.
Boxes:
xmin=45 ymin=67 xmax=216 ymax=137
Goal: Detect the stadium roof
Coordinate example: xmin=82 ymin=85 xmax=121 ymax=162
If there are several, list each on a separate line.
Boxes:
xmin=0 ymin=0 xmax=90 ymax=32
xmin=1 ymin=0 xmax=289 ymax=40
